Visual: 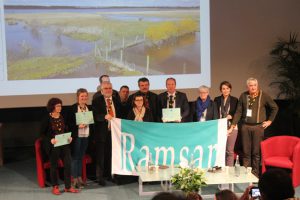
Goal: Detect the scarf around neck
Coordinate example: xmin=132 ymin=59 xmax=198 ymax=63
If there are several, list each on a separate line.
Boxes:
xmin=196 ymin=96 xmax=211 ymax=121
xmin=220 ymin=95 xmax=231 ymax=118
xmin=133 ymin=106 xmax=146 ymax=121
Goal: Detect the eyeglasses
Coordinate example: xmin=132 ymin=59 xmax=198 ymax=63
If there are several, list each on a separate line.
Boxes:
xmin=135 ymin=99 xmax=143 ymax=102
xmin=103 ymin=87 xmax=112 ymax=90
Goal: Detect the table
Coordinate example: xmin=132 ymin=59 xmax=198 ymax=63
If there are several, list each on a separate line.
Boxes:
xmin=136 ymin=166 xmax=258 ymax=197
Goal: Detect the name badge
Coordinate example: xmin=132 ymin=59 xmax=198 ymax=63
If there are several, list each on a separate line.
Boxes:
xmin=247 ymin=109 xmax=252 ymax=117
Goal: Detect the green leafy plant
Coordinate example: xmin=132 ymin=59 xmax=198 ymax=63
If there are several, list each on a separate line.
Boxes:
xmin=171 ymin=167 xmax=207 ymax=194
xmin=269 ymin=32 xmax=300 ymax=116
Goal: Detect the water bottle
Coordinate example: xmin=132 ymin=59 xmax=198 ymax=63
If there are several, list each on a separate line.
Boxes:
xmin=189 ymin=153 xmax=194 ymax=169
xmin=235 ymin=155 xmax=240 ymax=177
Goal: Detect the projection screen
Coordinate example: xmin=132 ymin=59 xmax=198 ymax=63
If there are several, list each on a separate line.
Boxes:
xmin=0 ymin=0 xmax=210 ymax=107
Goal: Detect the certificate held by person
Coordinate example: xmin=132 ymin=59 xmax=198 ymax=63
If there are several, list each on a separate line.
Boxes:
xmin=75 ymin=111 xmax=94 ymax=125
xmin=54 ymin=132 xmax=72 ymax=147
xmin=162 ymin=108 xmax=181 ymax=122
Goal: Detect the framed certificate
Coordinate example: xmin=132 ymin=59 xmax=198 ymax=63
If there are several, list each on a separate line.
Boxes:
xmin=75 ymin=111 xmax=94 ymax=125
xmin=54 ymin=132 xmax=72 ymax=147
xmin=162 ymin=108 xmax=181 ymax=122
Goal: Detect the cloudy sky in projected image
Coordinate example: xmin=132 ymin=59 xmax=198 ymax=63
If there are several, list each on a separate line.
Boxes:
xmin=4 ymin=0 xmax=200 ymax=7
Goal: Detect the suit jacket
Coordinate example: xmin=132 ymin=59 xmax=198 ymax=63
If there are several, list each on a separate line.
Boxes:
xmin=214 ymin=95 xmax=238 ymax=119
xmin=120 ymin=100 xmax=131 ymax=119
xmin=127 ymin=91 xmax=159 ymax=122
xmin=192 ymin=99 xmax=218 ymax=121
xmin=158 ymin=91 xmax=190 ymax=122
xmin=92 ymin=95 xmax=121 ymax=142
xmin=92 ymin=89 xmax=120 ymax=102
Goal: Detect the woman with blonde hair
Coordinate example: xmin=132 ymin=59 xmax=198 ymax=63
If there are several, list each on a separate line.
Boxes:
xmin=67 ymin=88 xmax=93 ymax=189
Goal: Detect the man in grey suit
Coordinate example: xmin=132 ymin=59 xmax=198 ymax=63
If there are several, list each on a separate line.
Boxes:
xmin=158 ymin=77 xmax=190 ymax=122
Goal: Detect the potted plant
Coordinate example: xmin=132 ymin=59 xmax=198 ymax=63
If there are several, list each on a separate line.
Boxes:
xmin=269 ymin=32 xmax=300 ymax=135
xmin=171 ymin=167 xmax=207 ymax=195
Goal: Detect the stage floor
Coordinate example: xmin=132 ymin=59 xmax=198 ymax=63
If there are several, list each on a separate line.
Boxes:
xmin=0 ymin=148 xmax=299 ymax=200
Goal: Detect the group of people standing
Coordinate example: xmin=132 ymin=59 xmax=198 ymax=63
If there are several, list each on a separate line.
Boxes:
xmin=40 ymin=89 xmax=92 ymax=194
xmin=40 ymin=75 xmax=278 ymax=195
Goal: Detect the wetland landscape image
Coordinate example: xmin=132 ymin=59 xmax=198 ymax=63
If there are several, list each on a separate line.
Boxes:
xmin=4 ymin=0 xmax=200 ymax=80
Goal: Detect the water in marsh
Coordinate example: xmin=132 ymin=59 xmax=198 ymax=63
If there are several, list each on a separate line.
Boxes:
xmin=5 ymin=7 xmax=200 ymax=79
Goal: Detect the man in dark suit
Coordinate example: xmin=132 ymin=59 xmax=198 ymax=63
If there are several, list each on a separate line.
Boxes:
xmin=118 ymin=85 xmax=130 ymax=118
xmin=92 ymin=81 xmax=121 ymax=186
xmin=158 ymin=77 xmax=190 ymax=122
xmin=93 ymin=74 xmax=120 ymax=101
xmin=127 ymin=77 xmax=159 ymax=121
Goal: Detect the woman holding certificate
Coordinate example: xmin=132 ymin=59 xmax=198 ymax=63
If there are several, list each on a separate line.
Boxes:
xmin=68 ymin=88 xmax=93 ymax=189
xmin=127 ymin=94 xmax=153 ymax=122
xmin=40 ymin=98 xmax=79 ymax=195
xmin=193 ymin=85 xmax=218 ymax=122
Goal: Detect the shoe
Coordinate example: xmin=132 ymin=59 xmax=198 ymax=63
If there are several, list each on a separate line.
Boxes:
xmin=77 ymin=177 xmax=85 ymax=189
xmin=72 ymin=178 xmax=79 ymax=189
xmin=52 ymin=185 xmax=61 ymax=195
xmin=64 ymin=187 xmax=79 ymax=193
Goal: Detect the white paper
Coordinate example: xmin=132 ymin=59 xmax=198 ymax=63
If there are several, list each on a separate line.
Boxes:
xmin=54 ymin=132 xmax=72 ymax=147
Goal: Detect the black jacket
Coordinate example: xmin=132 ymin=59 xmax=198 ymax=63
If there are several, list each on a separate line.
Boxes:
xmin=192 ymin=99 xmax=218 ymax=121
xmin=66 ymin=103 xmax=94 ymax=139
xmin=127 ymin=91 xmax=159 ymax=122
xmin=92 ymin=95 xmax=122 ymax=142
xmin=158 ymin=91 xmax=190 ymax=122
xmin=127 ymin=108 xmax=154 ymax=122
xmin=214 ymin=95 xmax=239 ymax=119
xmin=40 ymin=114 xmax=69 ymax=155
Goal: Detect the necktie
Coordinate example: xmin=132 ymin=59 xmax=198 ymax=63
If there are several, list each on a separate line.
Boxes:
xmin=169 ymin=95 xmax=174 ymax=108
xmin=106 ymin=98 xmax=114 ymax=117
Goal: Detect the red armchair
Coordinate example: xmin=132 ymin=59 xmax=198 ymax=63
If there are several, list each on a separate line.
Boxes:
xmin=35 ymin=138 xmax=92 ymax=188
xmin=261 ymin=136 xmax=300 ymax=187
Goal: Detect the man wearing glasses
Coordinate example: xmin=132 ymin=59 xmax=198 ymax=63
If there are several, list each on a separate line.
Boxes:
xmin=228 ymin=78 xmax=278 ymax=177
xmin=93 ymin=74 xmax=120 ymax=101
xmin=92 ymin=81 xmax=121 ymax=186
